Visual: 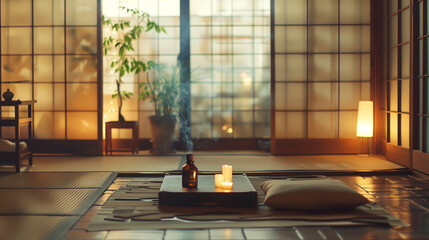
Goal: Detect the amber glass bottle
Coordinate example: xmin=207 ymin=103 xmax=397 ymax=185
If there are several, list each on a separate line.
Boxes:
xmin=182 ymin=153 xmax=198 ymax=188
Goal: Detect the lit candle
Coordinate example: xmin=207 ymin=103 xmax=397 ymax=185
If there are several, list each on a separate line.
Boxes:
xmin=214 ymin=174 xmax=224 ymax=188
xmin=221 ymin=181 xmax=233 ymax=190
xmin=222 ymin=164 xmax=233 ymax=183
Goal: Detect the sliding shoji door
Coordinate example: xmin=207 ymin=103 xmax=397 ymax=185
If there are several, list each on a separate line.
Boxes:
xmin=189 ymin=0 xmax=271 ymax=143
xmin=381 ymin=0 xmax=412 ymax=166
xmin=413 ymin=0 xmax=429 ymax=172
xmin=272 ymin=0 xmax=371 ymax=154
xmin=1 ymin=0 xmax=102 ymax=154
xmin=102 ymin=0 xmax=180 ymax=147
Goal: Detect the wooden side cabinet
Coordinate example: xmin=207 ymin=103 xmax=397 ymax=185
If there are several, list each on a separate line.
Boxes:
xmin=0 ymin=100 xmax=36 ymax=172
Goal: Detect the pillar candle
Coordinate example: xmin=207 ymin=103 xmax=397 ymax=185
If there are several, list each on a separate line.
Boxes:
xmin=222 ymin=164 xmax=233 ymax=182
xmin=214 ymin=174 xmax=224 ymax=188
xmin=221 ymin=181 xmax=233 ymax=190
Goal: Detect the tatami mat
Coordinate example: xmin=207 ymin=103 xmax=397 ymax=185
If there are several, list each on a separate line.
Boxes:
xmin=0 ymin=189 xmax=102 ymax=215
xmin=0 ymin=172 xmax=117 ymax=238
xmin=17 ymin=154 xmax=407 ymax=173
xmin=190 ymin=155 xmax=406 ymax=172
xmin=0 ymin=216 xmax=79 ymax=240
xmin=0 ymin=172 xmax=116 ymax=188
xmin=24 ymin=155 xmax=181 ymax=172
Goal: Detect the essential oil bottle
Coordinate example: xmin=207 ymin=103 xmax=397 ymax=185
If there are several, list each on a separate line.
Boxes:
xmin=182 ymin=153 xmax=198 ymax=188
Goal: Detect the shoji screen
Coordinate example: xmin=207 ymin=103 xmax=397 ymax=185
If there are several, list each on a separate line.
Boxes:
xmin=272 ymin=0 xmax=370 ymax=154
xmin=102 ymin=0 xmax=180 ymax=140
xmin=189 ymin=0 xmax=271 ymax=139
xmin=0 ymin=0 xmax=100 ymax=154
xmin=413 ymin=0 xmax=429 ymax=172
xmin=382 ymin=0 xmax=412 ymax=166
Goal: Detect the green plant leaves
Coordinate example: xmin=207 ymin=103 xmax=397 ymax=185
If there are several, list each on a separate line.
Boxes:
xmin=103 ymin=6 xmax=167 ymax=119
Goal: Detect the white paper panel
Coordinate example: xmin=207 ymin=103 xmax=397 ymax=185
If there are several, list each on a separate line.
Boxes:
xmin=34 ymin=56 xmax=53 ymax=82
xmin=275 ymin=83 xmax=307 ymax=110
xmin=339 ymin=111 xmax=358 ymax=138
xmin=401 ymin=114 xmax=409 ymax=149
xmin=66 ymin=0 xmax=97 ymax=26
xmin=340 ymin=54 xmax=363 ymax=81
xmin=1 ymin=0 xmax=32 ymax=26
xmin=339 ymin=83 xmax=360 ymax=110
xmin=308 ymin=0 xmax=338 ymax=24
xmin=34 ymin=112 xmax=65 ymax=139
xmin=340 ymin=0 xmax=370 ymax=24
xmin=308 ymin=26 xmax=338 ymax=53
xmin=390 ymin=81 xmax=398 ymax=111
xmin=275 ymin=54 xmax=307 ymax=82
xmin=308 ymin=83 xmax=338 ymax=110
xmin=67 ymin=112 xmax=97 ymax=140
xmin=401 ymin=79 xmax=410 ymax=112
xmin=390 ymin=113 xmax=398 ymax=145
xmin=34 ymin=84 xmax=53 ymax=111
xmin=401 ymin=44 xmax=410 ymax=78
xmin=1 ymin=28 xmax=32 ymax=54
xmin=340 ymin=26 xmax=370 ymax=52
xmin=66 ymin=55 xmax=97 ymax=82
xmin=388 ymin=49 xmax=398 ymax=80
xmin=275 ymin=26 xmax=307 ymax=53
xmin=66 ymin=83 xmax=97 ymax=111
xmin=308 ymin=111 xmax=338 ymax=138
xmin=308 ymin=54 xmax=338 ymax=81
xmin=275 ymin=0 xmax=307 ymax=25
xmin=275 ymin=112 xmax=306 ymax=139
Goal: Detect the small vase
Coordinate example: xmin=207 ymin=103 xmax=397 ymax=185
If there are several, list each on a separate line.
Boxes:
xmin=2 ymin=89 xmax=14 ymax=101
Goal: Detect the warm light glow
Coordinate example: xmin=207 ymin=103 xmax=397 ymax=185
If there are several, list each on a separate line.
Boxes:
xmin=356 ymin=101 xmax=373 ymax=137
xmin=240 ymin=72 xmax=252 ymax=87
xmin=222 ymin=165 xmax=233 ymax=182
xmin=221 ymin=181 xmax=233 ymax=190
xmin=227 ymin=128 xmax=233 ymax=134
xmin=214 ymin=174 xmax=224 ymax=188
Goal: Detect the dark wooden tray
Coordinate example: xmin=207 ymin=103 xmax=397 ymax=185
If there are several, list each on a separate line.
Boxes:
xmin=158 ymin=174 xmax=257 ymax=208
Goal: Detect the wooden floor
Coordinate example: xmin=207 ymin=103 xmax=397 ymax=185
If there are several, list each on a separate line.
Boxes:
xmin=65 ymin=173 xmax=429 ymax=240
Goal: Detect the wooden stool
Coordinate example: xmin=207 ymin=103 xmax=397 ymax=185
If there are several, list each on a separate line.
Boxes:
xmin=105 ymin=121 xmax=139 ymax=155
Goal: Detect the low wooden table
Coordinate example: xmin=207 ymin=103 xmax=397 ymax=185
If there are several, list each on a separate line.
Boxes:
xmin=158 ymin=174 xmax=257 ymax=208
xmin=105 ymin=121 xmax=139 ymax=155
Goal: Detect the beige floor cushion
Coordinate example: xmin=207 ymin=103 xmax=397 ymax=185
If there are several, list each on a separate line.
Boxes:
xmin=261 ymin=179 xmax=370 ymax=211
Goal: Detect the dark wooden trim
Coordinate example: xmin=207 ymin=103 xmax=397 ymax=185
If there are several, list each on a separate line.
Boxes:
xmin=187 ymin=138 xmax=265 ymax=151
xmin=413 ymin=150 xmax=429 ymax=174
xmin=411 ymin=0 xmax=418 ymax=165
xmin=33 ymin=140 xmax=100 ymax=155
xmin=385 ymin=143 xmax=412 ymax=167
xmin=270 ymin=0 xmax=276 ymax=154
xmin=97 ymin=0 xmax=103 ymax=155
xmin=422 ymin=0 xmax=428 ymax=153
xmin=372 ymin=0 xmax=385 ymax=155
xmin=271 ymin=138 xmax=360 ymax=155
xmin=104 ymin=138 xmax=266 ymax=152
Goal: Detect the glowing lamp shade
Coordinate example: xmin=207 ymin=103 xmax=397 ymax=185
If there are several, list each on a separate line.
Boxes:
xmin=356 ymin=101 xmax=373 ymax=137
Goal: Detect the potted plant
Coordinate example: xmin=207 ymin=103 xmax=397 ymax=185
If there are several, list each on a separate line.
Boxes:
xmin=102 ymin=6 xmax=165 ymax=121
xmin=138 ymin=63 xmax=183 ymax=154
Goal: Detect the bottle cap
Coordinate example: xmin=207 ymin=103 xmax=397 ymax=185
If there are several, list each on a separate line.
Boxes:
xmin=186 ymin=153 xmax=194 ymax=163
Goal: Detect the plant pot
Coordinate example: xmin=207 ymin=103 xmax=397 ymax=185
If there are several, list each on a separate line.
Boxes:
xmin=148 ymin=115 xmax=177 ymax=154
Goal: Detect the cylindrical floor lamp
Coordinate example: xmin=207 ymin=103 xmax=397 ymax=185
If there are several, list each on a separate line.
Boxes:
xmin=356 ymin=101 xmax=373 ymax=155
